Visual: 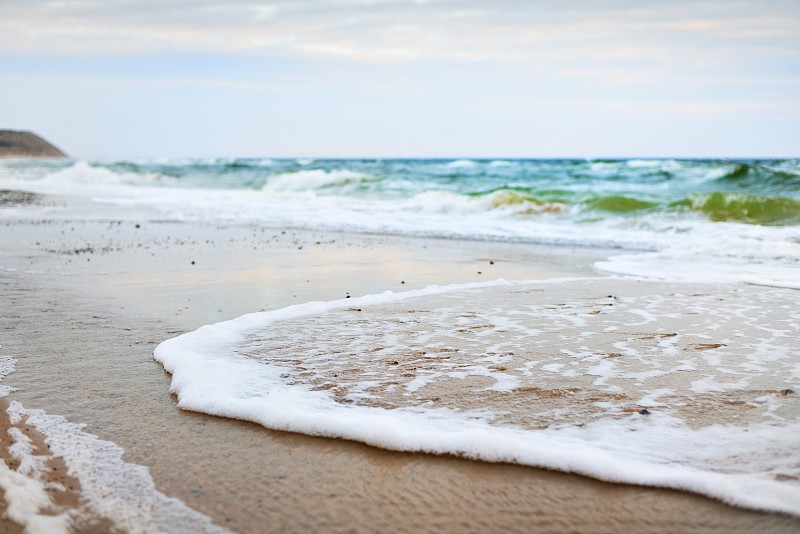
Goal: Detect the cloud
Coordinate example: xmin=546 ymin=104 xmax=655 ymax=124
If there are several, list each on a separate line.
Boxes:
xmin=4 ymin=1 xmax=797 ymax=110
xmin=2 ymin=1 xmax=798 ymax=157
xmin=1 ymin=0 xmax=798 ymax=68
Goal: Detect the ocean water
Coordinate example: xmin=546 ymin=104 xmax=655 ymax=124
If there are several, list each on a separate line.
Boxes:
xmin=155 ymin=279 xmax=800 ymax=516
xmin=3 ymin=157 xmax=800 ymax=518
xmin=1 ymin=157 xmax=799 ymax=287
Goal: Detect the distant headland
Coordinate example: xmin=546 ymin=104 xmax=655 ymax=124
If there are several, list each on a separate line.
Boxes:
xmin=0 ymin=130 xmax=67 ymax=158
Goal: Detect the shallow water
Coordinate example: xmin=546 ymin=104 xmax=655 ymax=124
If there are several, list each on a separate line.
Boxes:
xmin=3 ymin=254 xmax=799 ymax=532
xmin=1 ymin=183 xmax=799 ymax=530
xmin=157 ymin=278 xmax=800 ymax=516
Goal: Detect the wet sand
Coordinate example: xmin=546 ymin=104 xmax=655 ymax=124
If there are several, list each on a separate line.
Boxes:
xmin=1 ymin=213 xmax=799 ymax=532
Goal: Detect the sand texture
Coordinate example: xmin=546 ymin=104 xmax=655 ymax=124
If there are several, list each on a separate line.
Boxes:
xmin=1 ymin=207 xmax=799 ymax=532
xmin=242 ymin=279 xmax=799 ymax=432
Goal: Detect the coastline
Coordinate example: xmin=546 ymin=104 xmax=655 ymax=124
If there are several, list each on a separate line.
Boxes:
xmin=1 ymin=208 xmax=799 ymax=531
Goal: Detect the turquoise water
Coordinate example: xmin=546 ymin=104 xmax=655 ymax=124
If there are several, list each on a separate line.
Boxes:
xmin=1 ymin=157 xmax=799 ymax=285
xmin=2 ymin=156 xmax=799 ymax=517
xmin=103 ymin=157 xmax=800 ymax=225
xmin=3 ymin=158 xmax=800 ymax=225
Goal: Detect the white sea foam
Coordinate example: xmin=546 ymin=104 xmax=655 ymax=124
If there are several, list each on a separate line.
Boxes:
xmin=1 ymin=359 xmax=70 ymax=532
xmin=446 ymin=159 xmax=477 ymax=168
xmin=9 ymin=403 xmax=228 ymax=533
xmin=703 ymin=164 xmax=746 ymax=180
xmin=0 ymin=454 xmax=71 ymax=533
xmin=402 ymin=190 xmax=483 ymax=214
xmin=626 ymin=159 xmax=663 ymax=168
xmin=489 ymin=160 xmax=515 ymax=167
xmin=0 ymin=355 xmax=14 ymax=397
xmin=263 ymin=169 xmax=374 ymax=191
xmin=155 ymin=278 xmax=800 ymax=517
xmin=598 ymin=254 xmax=800 ymax=289
xmin=0 ymin=358 xmax=227 ymax=533
xmin=597 ymin=229 xmax=800 ymax=288
xmin=8 ymin=169 xmax=797 ymax=286
xmin=248 ymin=158 xmax=274 ymax=167
xmin=2 ymin=159 xmax=798 ymax=288
xmin=624 ymin=159 xmax=683 ymax=171
xmin=40 ymin=162 xmax=168 ymax=187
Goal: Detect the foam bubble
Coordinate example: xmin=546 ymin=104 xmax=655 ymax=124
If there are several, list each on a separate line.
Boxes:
xmin=0 ymin=459 xmax=71 ymax=533
xmin=2 ymin=158 xmax=798 ymax=288
xmin=446 ymin=159 xmax=477 ymax=168
xmin=402 ymin=190 xmax=480 ymax=214
xmin=489 ymin=160 xmax=515 ymax=167
xmin=41 ymin=162 xmax=167 ymax=188
xmin=154 ymin=279 xmax=800 ymax=517
xmin=597 ymin=230 xmax=800 ymax=288
xmin=8 ymin=403 xmax=227 ymax=533
xmin=0 ymin=356 xmax=16 ymax=397
xmin=0 ymin=358 xmax=226 ymax=533
xmin=626 ymin=159 xmax=663 ymax=168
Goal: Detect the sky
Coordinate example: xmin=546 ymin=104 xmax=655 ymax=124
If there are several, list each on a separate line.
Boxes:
xmin=1 ymin=0 xmax=798 ymax=158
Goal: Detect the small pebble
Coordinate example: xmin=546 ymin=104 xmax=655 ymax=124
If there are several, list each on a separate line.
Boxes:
xmin=639 ymin=409 xmax=651 ymax=415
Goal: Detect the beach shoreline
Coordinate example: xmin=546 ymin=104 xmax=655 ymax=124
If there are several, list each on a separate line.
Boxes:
xmin=1 ymin=208 xmax=799 ymax=532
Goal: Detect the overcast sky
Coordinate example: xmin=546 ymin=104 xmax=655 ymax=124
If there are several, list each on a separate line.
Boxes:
xmin=1 ymin=0 xmax=798 ymax=158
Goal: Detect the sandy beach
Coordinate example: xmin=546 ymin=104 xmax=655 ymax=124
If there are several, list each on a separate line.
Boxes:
xmin=4 ymin=0 xmax=800 ymax=528
xmin=1 ymin=192 xmax=798 ymax=532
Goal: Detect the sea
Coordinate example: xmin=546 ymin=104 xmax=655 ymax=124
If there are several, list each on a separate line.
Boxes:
xmin=1 ymin=157 xmax=800 ymax=521
xmin=1 ymin=157 xmax=799 ymax=287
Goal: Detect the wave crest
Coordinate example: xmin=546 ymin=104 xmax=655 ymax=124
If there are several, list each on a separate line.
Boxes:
xmin=446 ymin=159 xmax=477 ymax=168
xmin=585 ymin=195 xmax=658 ymax=213
xmin=405 ymin=189 xmax=567 ymax=216
xmin=263 ymin=169 xmax=377 ymax=192
xmin=42 ymin=162 xmax=167 ymax=186
xmin=677 ymin=192 xmax=800 ymax=225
